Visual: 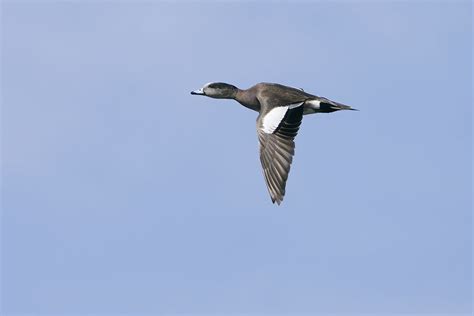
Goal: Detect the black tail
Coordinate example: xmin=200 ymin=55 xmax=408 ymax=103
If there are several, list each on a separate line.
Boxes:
xmin=319 ymin=97 xmax=357 ymax=112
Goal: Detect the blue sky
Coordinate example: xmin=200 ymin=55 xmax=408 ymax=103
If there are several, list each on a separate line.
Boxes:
xmin=1 ymin=1 xmax=472 ymax=315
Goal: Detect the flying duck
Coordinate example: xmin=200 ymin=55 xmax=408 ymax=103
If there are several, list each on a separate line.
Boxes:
xmin=191 ymin=82 xmax=356 ymax=205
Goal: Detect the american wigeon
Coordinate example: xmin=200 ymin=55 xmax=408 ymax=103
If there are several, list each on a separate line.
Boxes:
xmin=191 ymin=82 xmax=356 ymax=205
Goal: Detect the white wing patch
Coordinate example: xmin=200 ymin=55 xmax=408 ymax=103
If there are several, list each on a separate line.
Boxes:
xmin=261 ymin=102 xmax=303 ymax=134
xmin=261 ymin=106 xmax=288 ymax=134
xmin=288 ymin=102 xmax=304 ymax=109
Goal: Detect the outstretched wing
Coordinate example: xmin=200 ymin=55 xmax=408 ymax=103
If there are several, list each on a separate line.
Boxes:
xmin=257 ymin=102 xmax=304 ymax=204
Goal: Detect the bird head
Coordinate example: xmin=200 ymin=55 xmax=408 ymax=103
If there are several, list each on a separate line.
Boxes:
xmin=191 ymin=82 xmax=238 ymax=99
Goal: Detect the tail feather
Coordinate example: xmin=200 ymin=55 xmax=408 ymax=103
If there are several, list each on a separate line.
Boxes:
xmin=315 ymin=97 xmax=357 ymax=112
xmin=320 ymin=97 xmax=357 ymax=111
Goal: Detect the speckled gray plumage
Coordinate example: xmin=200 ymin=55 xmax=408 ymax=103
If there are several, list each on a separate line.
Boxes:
xmin=257 ymin=103 xmax=303 ymax=205
xmin=191 ymin=82 xmax=356 ymax=204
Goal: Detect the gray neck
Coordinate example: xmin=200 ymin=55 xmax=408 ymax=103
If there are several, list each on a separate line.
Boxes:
xmin=234 ymin=88 xmax=260 ymax=112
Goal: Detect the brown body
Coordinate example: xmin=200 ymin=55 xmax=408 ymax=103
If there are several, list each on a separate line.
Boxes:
xmin=233 ymin=83 xmax=352 ymax=115
xmin=191 ymin=82 xmax=355 ymax=204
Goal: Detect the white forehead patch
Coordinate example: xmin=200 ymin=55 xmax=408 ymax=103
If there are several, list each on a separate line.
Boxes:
xmin=261 ymin=102 xmax=303 ymax=134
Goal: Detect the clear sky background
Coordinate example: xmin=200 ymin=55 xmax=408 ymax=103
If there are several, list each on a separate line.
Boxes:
xmin=1 ymin=1 xmax=472 ymax=315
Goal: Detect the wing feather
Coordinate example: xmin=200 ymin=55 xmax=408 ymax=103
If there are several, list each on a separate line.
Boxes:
xmin=257 ymin=104 xmax=304 ymax=204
